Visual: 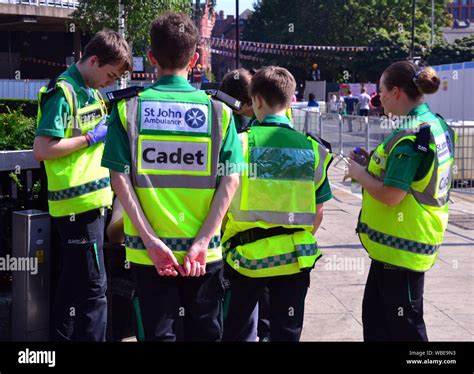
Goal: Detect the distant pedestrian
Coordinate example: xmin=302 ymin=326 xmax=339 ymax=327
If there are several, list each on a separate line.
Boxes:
xmin=307 ymin=93 xmax=319 ymax=108
xmin=358 ymin=88 xmax=371 ymax=116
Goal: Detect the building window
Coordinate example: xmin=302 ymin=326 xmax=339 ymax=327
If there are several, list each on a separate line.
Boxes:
xmin=461 ymin=7 xmax=468 ymax=19
xmin=471 ymin=7 xmax=474 ymax=20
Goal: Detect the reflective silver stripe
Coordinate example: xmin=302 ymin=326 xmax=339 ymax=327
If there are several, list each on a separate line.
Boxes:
xmin=57 ymin=80 xmax=81 ymax=137
xmin=229 ymin=243 xmax=318 ymax=270
xmin=125 ymin=234 xmax=221 ymax=251
xmin=314 ymin=142 xmax=330 ymax=187
xmin=126 ymin=97 xmax=223 ymax=189
xmin=357 ymin=222 xmax=439 ymax=255
xmin=235 ymin=211 xmax=314 ymax=226
xmin=48 ymin=177 xmax=110 ymax=201
xmin=230 ymin=194 xmax=315 ymax=226
xmin=384 ymin=129 xmax=417 ymax=152
xmin=408 ymin=182 xmax=450 ymax=207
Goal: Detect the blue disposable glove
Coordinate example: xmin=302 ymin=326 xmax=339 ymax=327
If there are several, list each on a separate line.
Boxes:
xmin=85 ymin=116 xmax=108 ymax=146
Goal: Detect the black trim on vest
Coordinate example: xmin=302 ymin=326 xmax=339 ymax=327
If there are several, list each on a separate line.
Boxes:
xmin=227 ymin=226 xmax=304 ymax=249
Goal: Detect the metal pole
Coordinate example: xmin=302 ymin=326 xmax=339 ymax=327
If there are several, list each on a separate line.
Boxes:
xmin=235 ymin=0 xmax=240 ymax=69
xmin=339 ymin=115 xmax=343 ymax=155
xmin=8 ymin=29 xmax=12 ymax=79
xmin=365 ymin=116 xmax=370 ymax=151
xmin=411 ymin=0 xmax=416 ymax=59
xmin=430 ymin=0 xmax=435 ymax=46
xmin=118 ymin=0 xmax=126 ymax=89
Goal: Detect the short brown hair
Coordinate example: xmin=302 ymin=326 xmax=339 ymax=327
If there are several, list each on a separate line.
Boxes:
xmin=383 ymin=61 xmax=440 ymax=101
xmin=81 ymin=30 xmax=133 ymax=72
xmin=249 ymin=66 xmax=296 ymax=109
xmin=219 ymin=68 xmax=255 ymax=105
xmin=150 ymin=12 xmax=199 ymax=70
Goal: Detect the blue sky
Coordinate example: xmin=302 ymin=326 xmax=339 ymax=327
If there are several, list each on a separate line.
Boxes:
xmin=215 ymin=0 xmax=256 ymax=16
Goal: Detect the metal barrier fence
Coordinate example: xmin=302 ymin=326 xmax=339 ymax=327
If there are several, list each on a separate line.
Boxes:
xmin=292 ymin=108 xmax=474 ymax=193
xmin=451 ymin=124 xmax=474 ymax=192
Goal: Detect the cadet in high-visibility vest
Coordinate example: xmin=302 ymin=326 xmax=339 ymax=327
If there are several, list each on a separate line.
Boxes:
xmin=222 ymin=66 xmax=333 ymax=342
xmin=219 ymin=68 xmax=257 ymax=133
xmin=219 ymin=68 xmax=271 ymax=342
xmin=33 ymin=31 xmax=132 ymax=341
xmin=345 ymin=62 xmax=456 ymax=341
xmin=101 ymin=12 xmax=244 ymax=341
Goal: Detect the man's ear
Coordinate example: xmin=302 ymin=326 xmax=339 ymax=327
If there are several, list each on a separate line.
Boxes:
xmin=88 ymin=55 xmax=99 ymax=67
xmin=189 ymin=52 xmax=199 ymax=68
xmin=255 ymin=95 xmax=264 ymax=109
xmin=147 ymin=50 xmax=157 ymax=66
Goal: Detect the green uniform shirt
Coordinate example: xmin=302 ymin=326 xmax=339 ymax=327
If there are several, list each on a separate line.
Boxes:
xmin=233 ymin=113 xmax=255 ymax=133
xmin=384 ymin=104 xmax=435 ymax=191
xmin=258 ymin=114 xmax=332 ymax=204
xmin=36 ymin=64 xmax=97 ymax=138
xmin=102 ymin=75 xmax=244 ymax=175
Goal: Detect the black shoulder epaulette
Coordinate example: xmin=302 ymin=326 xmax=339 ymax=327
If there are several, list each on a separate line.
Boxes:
xmin=435 ymin=112 xmax=445 ymax=120
xmin=44 ymin=76 xmax=60 ymax=95
xmin=306 ymin=132 xmax=332 ymax=153
xmin=106 ymin=86 xmax=143 ymax=103
xmin=414 ymin=125 xmax=431 ymax=153
xmin=206 ymin=89 xmax=241 ymax=112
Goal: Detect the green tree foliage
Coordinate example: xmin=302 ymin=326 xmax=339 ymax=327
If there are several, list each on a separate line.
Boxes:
xmin=242 ymin=0 xmax=456 ymax=82
xmin=72 ymin=0 xmax=192 ymax=55
xmin=428 ymin=34 xmax=474 ymax=65
xmin=0 ymin=106 xmax=36 ymax=150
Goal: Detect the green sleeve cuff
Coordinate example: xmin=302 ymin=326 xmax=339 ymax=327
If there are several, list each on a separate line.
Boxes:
xmin=35 ymin=128 xmax=64 ymax=138
xmin=316 ymin=190 xmax=333 ymax=204
xmin=315 ymin=177 xmax=332 ymax=204
xmin=383 ymin=178 xmax=411 ymax=191
xmin=101 ymin=158 xmax=130 ymax=174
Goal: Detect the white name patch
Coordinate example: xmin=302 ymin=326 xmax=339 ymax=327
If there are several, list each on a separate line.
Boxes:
xmin=140 ymin=139 xmax=209 ymax=173
xmin=434 ymin=131 xmax=453 ymax=164
xmin=141 ymin=101 xmax=209 ymax=133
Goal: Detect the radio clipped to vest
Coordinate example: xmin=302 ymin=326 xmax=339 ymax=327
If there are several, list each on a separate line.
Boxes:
xmin=206 ymin=89 xmax=241 ymax=112
xmin=106 ymin=86 xmax=144 ymax=103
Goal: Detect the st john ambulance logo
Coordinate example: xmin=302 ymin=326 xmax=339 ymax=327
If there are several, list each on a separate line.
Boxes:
xmin=185 ymin=108 xmax=206 ymax=129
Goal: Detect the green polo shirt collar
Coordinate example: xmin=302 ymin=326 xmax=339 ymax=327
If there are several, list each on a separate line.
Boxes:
xmin=260 ymin=114 xmax=292 ymax=126
xmin=151 ymin=75 xmax=195 ymax=91
xmin=62 ymin=63 xmax=87 ymax=90
xmin=408 ymin=102 xmax=431 ymax=118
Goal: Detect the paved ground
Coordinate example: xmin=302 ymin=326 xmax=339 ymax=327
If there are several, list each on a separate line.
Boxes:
xmin=301 ymin=163 xmax=474 ymax=341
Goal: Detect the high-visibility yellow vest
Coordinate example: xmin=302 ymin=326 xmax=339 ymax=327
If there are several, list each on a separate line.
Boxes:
xmin=223 ymin=124 xmax=332 ymax=277
xmin=36 ymin=76 xmax=112 ymax=217
xmin=357 ymin=107 xmax=456 ymax=272
xmin=117 ymin=87 xmax=232 ymax=265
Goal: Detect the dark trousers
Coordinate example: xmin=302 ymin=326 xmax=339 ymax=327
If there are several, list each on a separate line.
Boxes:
xmin=257 ymin=286 xmax=271 ymax=341
xmin=132 ymin=260 xmax=225 ymax=342
xmin=359 ymin=109 xmax=369 ymax=116
xmin=362 ymin=260 xmax=428 ymax=342
xmin=51 ymin=208 xmax=108 ymax=341
xmin=223 ymin=264 xmax=310 ymax=342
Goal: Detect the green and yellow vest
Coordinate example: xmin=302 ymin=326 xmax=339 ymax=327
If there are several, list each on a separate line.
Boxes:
xmin=37 ymin=76 xmax=112 ymax=217
xmin=223 ymin=123 xmax=332 ymax=277
xmin=357 ymin=104 xmax=456 ymax=272
xmin=117 ymin=87 xmax=232 ymax=266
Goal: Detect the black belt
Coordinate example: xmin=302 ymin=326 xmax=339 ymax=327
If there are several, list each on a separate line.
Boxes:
xmin=227 ymin=226 xmax=304 ymax=249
